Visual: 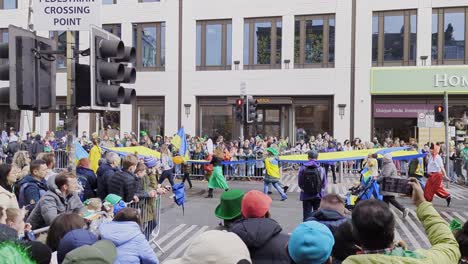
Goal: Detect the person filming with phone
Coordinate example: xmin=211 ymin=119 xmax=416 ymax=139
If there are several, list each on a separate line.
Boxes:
xmin=343 ymin=178 xmax=461 ymax=263
xmin=378 ymin=153 xmax=409 ymax=219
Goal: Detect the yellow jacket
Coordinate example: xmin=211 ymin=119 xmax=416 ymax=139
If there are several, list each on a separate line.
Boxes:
xmin=89 ymin=145 xmax=102 ymax=173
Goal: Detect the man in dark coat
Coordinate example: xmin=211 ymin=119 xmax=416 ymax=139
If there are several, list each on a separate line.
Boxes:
xmin=107 ymin=154 xmax=139 ymax=203
xmin=30 ymin=135 xmax=44 ymax=160
xmin=230 ymin=190 xmax=291 ymax=264
xmin=305 ymin=194 xmax=348 ymax=234
xmin=96 ymin=152 xmax=121 ymax=200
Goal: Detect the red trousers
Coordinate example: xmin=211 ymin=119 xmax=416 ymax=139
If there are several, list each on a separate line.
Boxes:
xmin=424 ymin=172 xmax=450 ymax=202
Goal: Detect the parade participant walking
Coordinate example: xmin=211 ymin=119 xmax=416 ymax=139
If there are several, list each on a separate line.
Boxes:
xmin=205 ymin=147 xmax=229 ymax=198
xmin=158 ymin=144 xmax=175 ymax=187
xmin=298 ymin=150 xmax=327 ymax=221
xmin=424 ymin=143 xmax=451 ymax=207
xmin=88 ymin=138 xmax=102 ymax=174
xmin=263 ymin=148 xmax=287 ymax=201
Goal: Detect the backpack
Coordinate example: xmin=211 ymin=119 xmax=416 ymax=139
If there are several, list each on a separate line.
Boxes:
xmin=172 ymin=183 xmax=185 ymax=215
xmin=300 ymin=166 xmax=323 ymax=194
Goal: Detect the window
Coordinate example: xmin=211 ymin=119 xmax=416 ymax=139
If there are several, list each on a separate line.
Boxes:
xmin=432 ymin=8 xmax=468 ymax=65
xmin=294 ymin=14 xmax=335 ymax=68
xmin=0 ymin=28 xmax=8 ymax=64
xmin=244 ymin=17 xmax=282 ymax=70
xmin=196 ymin=20 xmax=232 ymax=71
xmin=133 ymin=22 xmax=165 ymax=71
xmin=102 ymin=0 xmax=115 ymax=4
xmin=49 ymin=31 xmax=67 ymax=69
xmin=103 ymin=24 xmax=121 ymax=38
xmin=200 ymin=105 xmax=233 ymax=141
xmin=133 ymin=98 xmax=165 ymax=138
xmin=372 ymin=10 xmax=417 ymax=66
xmin=1 ymin=0 xmax=17 ymax=9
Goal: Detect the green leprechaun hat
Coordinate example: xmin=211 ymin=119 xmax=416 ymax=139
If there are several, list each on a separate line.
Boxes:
xmin=215 ymin=189 xmax=245 ymax=220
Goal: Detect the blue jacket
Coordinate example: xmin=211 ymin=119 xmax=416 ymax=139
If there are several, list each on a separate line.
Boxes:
xmin=306 ymin=209 xmax=348 ymax=233
xmin=297 ymin=160 xmax=327 ymax=201
xmin=76 ymin=166 xmax=98 ymax=201
xmin=16 ymin=175 xmax=48 ymax=207
xmin=99 ymin=221 xmax=159 ymax=264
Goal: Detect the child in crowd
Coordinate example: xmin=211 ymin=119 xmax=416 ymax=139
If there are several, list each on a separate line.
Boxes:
xmin=246 ymin=149 xmax=255 ymax=178
xmin=5 ymin=208 xmax=33 ymax=241
xmin=237 ymin=148 xmax=246 ymax=178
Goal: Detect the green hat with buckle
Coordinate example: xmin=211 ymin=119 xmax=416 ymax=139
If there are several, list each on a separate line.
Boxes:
xmin=215 ymin=189 xmax=245 ymax=220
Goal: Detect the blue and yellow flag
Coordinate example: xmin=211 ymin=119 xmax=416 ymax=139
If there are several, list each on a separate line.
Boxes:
xmin=361 ymin=167 xmax=372 ymax=184
xmin=171 ymin=127 xmax=190 ymax=160
xmin=75 ymin=142 xmax=89 ymax=161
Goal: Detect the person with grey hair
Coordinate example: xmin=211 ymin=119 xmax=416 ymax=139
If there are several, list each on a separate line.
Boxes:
xmin=97 ymin=152 xmax=121 ymax=200
xmin=379 ymin=153 xmax=409 ymax=218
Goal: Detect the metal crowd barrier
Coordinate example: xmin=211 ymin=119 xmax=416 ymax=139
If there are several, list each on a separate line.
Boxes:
xmin=54 ymin=150 xmax=69 ymax=169
xmin=127 ymin=196 xmax=164 ymax=252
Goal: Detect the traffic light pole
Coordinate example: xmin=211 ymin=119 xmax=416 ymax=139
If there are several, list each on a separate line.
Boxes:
xmin=66 ymin=31 xmax=77 ymax=172
xmin=444 ymin=91 xmax=449 ymax=188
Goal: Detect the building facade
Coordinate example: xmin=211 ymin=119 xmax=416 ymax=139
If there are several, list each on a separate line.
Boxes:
xmin=1 ymin=0 xmax=468 ymax=144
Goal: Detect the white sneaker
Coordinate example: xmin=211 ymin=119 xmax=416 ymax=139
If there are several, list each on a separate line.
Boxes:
xmin=403 ymin=208 xmax=409 ymax=219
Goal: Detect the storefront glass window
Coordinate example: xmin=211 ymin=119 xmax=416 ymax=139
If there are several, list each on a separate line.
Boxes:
xmin=383 ymin=14 xmax=404 ymax=61
xmin=294 ymin=104 xmax=330 ymax=141
xmin=444 ymin=11 xmax=465 ymax=60
xmin=139 ymin=106 xmax=164 ymax=137
xmin=200 ymin=105 xmax=233 ymax=140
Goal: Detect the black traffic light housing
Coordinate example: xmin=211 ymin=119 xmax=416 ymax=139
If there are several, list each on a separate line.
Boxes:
xmin=235 ymin=98 xmax=244 ymax=121
xmin=246 ymin=96 xmax=257 ymax=124
xmin=0 ymin=25 xmax=56 ymax=111
xmin=82 ymin=26 xmax=136 ymax=110
xmin=434 ymin=105 xmax=445 ymax=122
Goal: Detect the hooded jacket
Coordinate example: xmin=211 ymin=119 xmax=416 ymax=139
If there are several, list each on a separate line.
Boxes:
xmin=0 ymin=185 xmax=19 ymax=209
xmin=99 ymin=221 xmax=159 ymax=264
xmin=30 ymin=137 xmax=44 ymax=160
xmin=297 ymin=160 xmax=327 ymax=201
xmin=343 ymin=202 xmax=461 ymax=264
xmin=27 ymin=189 xmax=85 ymax=229
xmin=76 ymin=166 xmax=97 ymax=200
xmin=96 ymin=162 xmax=120 ymax=200
xmin=305 ymin=209 xmax=348 ymax=234
xmin=230 ymin=218 xmax=291 ymax=264
xmin=16 ymin=175 xmax=48 ymax=207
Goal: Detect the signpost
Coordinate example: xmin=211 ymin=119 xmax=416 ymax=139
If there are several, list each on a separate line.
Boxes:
xmin=239 ymin=82 xmax=246 ymax=141
xmin=33 ymin=0 xmax=101 ymax=31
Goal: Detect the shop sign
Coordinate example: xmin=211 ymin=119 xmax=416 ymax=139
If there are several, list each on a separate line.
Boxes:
xmin=374 ymin=104 xmax=434 ymax=118
xmin=371 ymin=66 xmax=468 ymax=95
xmin=256 ymin=98 xmax=271 ymax=104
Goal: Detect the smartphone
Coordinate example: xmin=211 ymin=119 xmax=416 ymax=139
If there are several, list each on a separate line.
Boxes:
xmin=381 ymin=178 xmax=413 ymax=195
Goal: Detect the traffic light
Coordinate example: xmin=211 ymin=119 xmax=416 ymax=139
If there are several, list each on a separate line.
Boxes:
xmin=0 ymin=25 xmax=56 ymax=111
xmin=246 ymin=95 xmax=257 ymax=123
xmin=87 ymin=26 xmax=136 ymax=110
xmin=235 ymin=98 xmax=244 ymax=121
xmin=434 ymin=105 xmax=445 ymax=122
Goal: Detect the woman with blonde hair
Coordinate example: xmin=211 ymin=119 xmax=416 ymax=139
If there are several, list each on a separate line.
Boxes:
xmin=12 ymin=151 xmax=30 ymax=180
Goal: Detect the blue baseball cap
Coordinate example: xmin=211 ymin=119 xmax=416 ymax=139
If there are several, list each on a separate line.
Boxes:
xmin=288 ymin=221 xmax=335 ymax=264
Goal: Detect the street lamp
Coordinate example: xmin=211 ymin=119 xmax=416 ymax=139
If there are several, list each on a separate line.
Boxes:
xmin=338 ymin=104 xmax=347 ymax=119
xmin=420 ymin=55 xmax=428 ymax=66
xmin=284 ymin=59 xmax=290 ymax=69
xmin=184 ymin=104 xmax=191 ymax=118
xmin=234 ymin=60 xmax=240 ymax=70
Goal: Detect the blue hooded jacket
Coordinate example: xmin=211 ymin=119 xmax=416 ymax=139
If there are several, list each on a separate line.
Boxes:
xmin=99 ymin=221 xmax=159 ymax=264
xmin=297 ymin=160 xmax=327 ymax=201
